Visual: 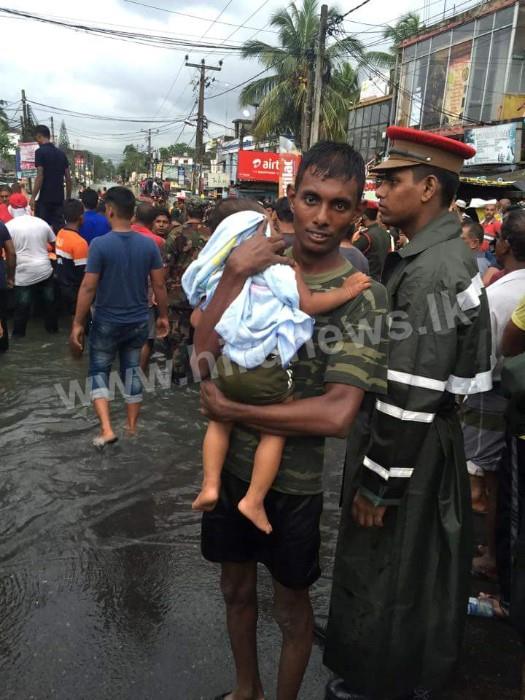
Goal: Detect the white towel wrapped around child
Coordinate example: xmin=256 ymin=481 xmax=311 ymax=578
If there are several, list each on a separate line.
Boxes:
xmin=181 ymin=210 xmax=314 ymax=369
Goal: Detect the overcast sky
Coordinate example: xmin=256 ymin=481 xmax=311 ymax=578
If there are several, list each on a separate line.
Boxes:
xmin=1 ymin=0 xmax=473 ymax=161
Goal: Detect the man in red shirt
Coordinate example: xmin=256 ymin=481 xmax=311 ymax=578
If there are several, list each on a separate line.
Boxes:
xmin=481 ymin=202 xmax=502 ymax=251
xmin=0 ymin=185 xmax=13 ymax=224
xmin=131 ymin=203 xmax=166 ymax=250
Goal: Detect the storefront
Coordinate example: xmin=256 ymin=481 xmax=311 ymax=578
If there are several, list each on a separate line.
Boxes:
xmin=397 ymin=0 xmax=524 ymax=130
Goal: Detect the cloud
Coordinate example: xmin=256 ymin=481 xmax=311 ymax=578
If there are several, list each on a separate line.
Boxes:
xmin=2 ymin=0 xmax=430 ymax=160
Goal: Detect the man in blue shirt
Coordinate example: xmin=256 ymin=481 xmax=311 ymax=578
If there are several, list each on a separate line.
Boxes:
xmin=79 ymin=188 xmax=111 ymax=244
xmin=70 ymin=186 xmax=169 ymax=448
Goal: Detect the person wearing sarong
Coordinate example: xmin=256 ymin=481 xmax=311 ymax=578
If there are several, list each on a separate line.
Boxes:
xmin=324 ymin=127 xmax=493 ymax=700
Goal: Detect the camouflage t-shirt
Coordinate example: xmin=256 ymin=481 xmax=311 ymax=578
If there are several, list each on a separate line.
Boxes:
xmin=224 ymin=258 xmax=389 ymax=495
xmin=165 ymin=222 xmax=210 ymax=306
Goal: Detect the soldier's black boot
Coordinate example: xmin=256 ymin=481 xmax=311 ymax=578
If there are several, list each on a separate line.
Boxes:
xmin=325 ymin=678 xmax=370 ymax=700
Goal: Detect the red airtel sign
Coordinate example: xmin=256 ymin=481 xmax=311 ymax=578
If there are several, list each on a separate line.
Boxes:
xmin=237 ymin=150 xmax=280 ymax=182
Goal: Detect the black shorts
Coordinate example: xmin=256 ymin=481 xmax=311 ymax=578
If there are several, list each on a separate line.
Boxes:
xmin=201 ymin=470 xmax=323 ymax=590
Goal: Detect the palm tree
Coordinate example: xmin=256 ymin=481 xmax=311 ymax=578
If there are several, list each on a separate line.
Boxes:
xmin=239 ymin=0 xmax=364 ymax=149
xmin=365 ymin=12 xmax=424 ymax=69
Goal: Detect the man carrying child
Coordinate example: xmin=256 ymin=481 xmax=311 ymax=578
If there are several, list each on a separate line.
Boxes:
xmin=194 ymin=142 xmax=389 ymax=700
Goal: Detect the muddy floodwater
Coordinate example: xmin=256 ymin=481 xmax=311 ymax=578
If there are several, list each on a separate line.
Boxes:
xmin=0 ymin=327 xmax=522 ymax=699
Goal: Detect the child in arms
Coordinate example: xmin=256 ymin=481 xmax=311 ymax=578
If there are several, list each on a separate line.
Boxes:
xmin=183 ymin=199 xmax=370 ymax=534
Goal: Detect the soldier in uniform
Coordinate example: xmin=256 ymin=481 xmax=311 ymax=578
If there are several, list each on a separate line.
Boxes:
xmin=325 ymin=127 xmax=493 ymax=700
xmin=165 ymin=197 xmax=210 ymax=381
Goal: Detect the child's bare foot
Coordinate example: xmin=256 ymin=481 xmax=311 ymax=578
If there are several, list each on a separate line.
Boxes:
xmin=192 ymin=486 xmax=219 ymax=512
xmin=238 ymin=497 xmax=272 ymax=534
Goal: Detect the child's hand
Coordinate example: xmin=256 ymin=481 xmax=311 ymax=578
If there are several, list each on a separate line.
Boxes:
xmin=343 ymin=272 xmax=371 ymax=299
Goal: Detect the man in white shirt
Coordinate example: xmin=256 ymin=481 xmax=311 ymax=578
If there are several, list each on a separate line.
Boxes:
xmin=462 ymin=208 xmax=525 ymax=581
xmin=6 ymin=193 xmax=58 ymax=337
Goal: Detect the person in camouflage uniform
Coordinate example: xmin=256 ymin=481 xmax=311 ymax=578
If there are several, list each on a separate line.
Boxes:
xmin=165 ymin=197 xmax=210 ymax=380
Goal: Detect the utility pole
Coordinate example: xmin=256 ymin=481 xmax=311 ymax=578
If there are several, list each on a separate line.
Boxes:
xmin=310 ymin=4 xmax=329 ymax=147
xmin=50 ymin=116 xmax=55 ymax=142
xmin=302 ymin=57 xmax=315 ymax=152
xmin=185 ymin=57 xmax=222 ymax=193
xmin=21 ymin=89 xmax=30 ymax=140
xmin=147 ymin=128 xmax=152 ymax=177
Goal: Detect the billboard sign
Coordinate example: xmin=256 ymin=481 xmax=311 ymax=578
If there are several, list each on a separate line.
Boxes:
xmin=278 ymin=153 xmax=301 ymax=198
xmin=19 ymin=141 xmax=39 ymax=171
xmin=206 ymin=172 xmax=229 ymax=189
xmin=464 ymin=123 xmax=521 ymax=166
xmin=237 ymin=150 xmax=280 ymax=182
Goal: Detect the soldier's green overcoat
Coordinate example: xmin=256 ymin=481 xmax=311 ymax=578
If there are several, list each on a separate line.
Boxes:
xmin=324 ymin=212 xmax=493 ymax=699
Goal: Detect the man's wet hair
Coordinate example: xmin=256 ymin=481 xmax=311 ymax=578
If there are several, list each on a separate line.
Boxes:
xmin=63 ymin=198 xmax=84 ymax=224
xmin=105 ymin=186 xmax=136 ymax=219
xmin=80 ymin=188 xmax=98 ymax=211
xmin=363 ymin=207 xmax=378 ymax=222
xmin=462 ymin=221 xmax=484 ymax=246
xmin=295 ymin=141 xmax=366 ymax=201
xmin=411 ymin=165 xmax=459 ymax=207
xmin=274 ymin=197 xmax=294 ymax=223
xmin=501 ymin=208 xmax=525 ymax=261
xmin=153 ymin=207 xmax=170 ymax=220
xmin=207 ymin=197 xmax=264 ymax=233
xmin=34 ymin=124 xmax=50 ymax=139
xmin=135 ymin=202 xmax=158 ymax=227
xmin=0 ymin=184 xmax=11 ymax=194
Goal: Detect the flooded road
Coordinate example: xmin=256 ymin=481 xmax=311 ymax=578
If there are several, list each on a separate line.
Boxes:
xmin=0 ymin=327 xmax=522 ymax=699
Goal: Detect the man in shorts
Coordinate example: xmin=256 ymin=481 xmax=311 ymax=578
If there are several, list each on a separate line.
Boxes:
xmin=195 ymin=142 xmax=389 ymax=700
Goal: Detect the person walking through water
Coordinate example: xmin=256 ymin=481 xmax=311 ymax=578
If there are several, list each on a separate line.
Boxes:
xmin=195 ymin=142 xmax=389 ymax=700
xmin=69 ymin=187 xmax=169 ymax=448
xmin=324 ymin=127 xmax=492 ymax=700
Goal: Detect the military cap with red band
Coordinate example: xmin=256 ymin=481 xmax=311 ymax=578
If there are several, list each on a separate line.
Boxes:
xmin=370 ymin=126 xmax=476 ymax=175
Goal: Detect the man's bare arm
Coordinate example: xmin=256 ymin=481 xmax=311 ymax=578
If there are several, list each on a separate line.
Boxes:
xmin=64 ymin=168 xmax=72 ymax=199
xmin=502 ymin=317 xmax=525 ymax=357
xmin=70 ymin=272 xmax=99 ymax=354
xmin=30 ymin=166 xmax=44 ymax=207
xmin=150 ymin=267 xmax=168 ymax=319
xmin=201 ymin=382 xmax=364 ymax=439
xmin=4 ymin=240 xmax=16 ymax=286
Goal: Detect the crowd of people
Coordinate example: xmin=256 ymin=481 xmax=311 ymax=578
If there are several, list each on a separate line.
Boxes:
xmin=1 ymin=124 xmax=525 ymax=700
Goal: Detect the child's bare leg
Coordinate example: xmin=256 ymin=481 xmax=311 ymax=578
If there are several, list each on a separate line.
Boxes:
xmin=192 ymin=420 xmax=233 ymax=512
xmin=238 ymin=433 xmax=286 ymax=535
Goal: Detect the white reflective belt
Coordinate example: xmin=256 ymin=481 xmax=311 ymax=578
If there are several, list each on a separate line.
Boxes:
xmin=56 ymin=248 xmax=72 ymax=259
xmin=456 ymin=273 xmax=483 ymax=312
xmin=376 ymin=399 xmax=435 ymax=423
xmin=363 ymin=458 xmax=414 ymax=481
xmin=363 ymin=456 xmax=389 ymax=481
xmin=74 ymin=258 xmax=87 ymax=266
xmin=446 ymin=370 xmax=493 ymax=395
xmin=387 ymin=369 xmax=446 ymax=392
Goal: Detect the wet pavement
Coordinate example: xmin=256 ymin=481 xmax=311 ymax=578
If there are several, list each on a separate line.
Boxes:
xmin=0 ymin=326 xmax=522 ymax=699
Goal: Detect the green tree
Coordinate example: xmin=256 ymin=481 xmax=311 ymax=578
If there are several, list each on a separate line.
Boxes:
xmin=159 ymin=143 xmax=196 ymax=161
xmin=0 ymin=100 xmax=15 ymax=168
xmin=365 ymin=12 xmax=424 ymax=69
xmin=239 ymin=0 xmax=364 ymax=148
xmin=58 ymin=120 xmax=71 ymax=151
xmin=118 ymin=144 xmax=147 ymax=180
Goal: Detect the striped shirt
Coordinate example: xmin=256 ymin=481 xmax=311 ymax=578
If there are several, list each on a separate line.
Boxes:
xmin=55 ymin=227 xmax=88 ymax=288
